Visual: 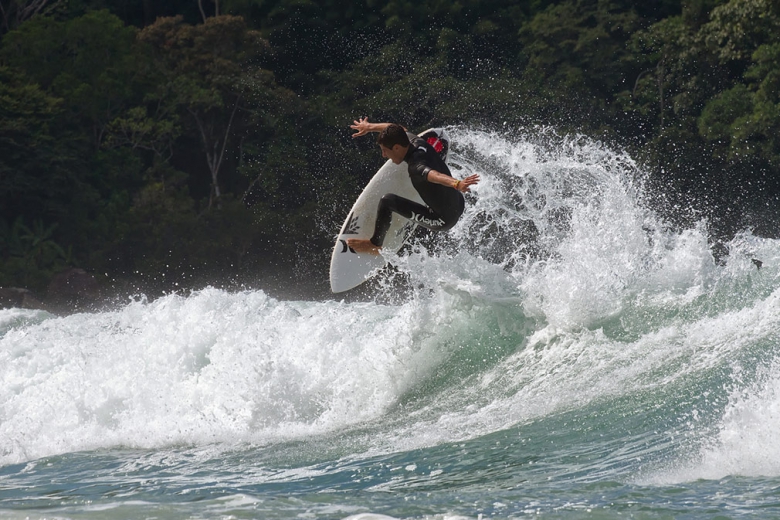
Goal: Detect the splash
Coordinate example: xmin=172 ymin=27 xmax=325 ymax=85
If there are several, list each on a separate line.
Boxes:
xmin=2 ymin=127 xmax=779 ymax=473
xmin=650 ymin=321 xmax=780 ymax=484
xmin=0 ymin=289 xmax=466 ymax=464
xmin=401 ymin=127 xmax=724 ymax=331
xmin=701 ymin=358 xmax=780 ymax=478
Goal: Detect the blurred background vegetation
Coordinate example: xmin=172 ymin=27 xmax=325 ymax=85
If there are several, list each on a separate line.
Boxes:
xmin=1 ymin=0 xmax=779 ymax=299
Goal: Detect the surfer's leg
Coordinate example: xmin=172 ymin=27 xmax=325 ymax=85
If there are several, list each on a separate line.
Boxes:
xmin=371 ymin=194 xmax=450 ymax=247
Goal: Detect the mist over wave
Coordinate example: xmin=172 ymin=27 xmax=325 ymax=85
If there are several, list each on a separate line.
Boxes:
xmin=3 ymin=127 xmax=780 ymax=490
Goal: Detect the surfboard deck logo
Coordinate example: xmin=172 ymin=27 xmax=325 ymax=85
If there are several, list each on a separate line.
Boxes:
xmin=329 ymin=128 xmax=450 ymax=293
xmin=342 ymin=213 xmax=360 ymax=235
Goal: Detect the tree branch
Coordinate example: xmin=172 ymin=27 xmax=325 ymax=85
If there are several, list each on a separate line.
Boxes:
xmin=632 ymin=69 xmax=652 ymax=98
xmin=18 ymin=0 xmax=58 ymax=25
xmin=197 ymin=0 xmax=206 ymax=23
xmin=214 ymin=95 xmax=241 ymax=187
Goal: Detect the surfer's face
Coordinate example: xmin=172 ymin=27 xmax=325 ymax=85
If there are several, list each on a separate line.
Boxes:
xmin=380 ymin=144 xmax=406 ymax=164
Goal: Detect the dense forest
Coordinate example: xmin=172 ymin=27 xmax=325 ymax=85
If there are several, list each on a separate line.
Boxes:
xmin=1 ymin=0 xmax=779 ymax=302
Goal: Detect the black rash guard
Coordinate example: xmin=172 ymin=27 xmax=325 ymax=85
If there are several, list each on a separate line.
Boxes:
xmin=403 ymin=132 xmax=463 ymax=219
xmin=369 ymin=132 xmax=465 ymax=247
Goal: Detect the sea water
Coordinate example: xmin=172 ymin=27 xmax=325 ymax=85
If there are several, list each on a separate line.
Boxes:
xmin=3 ymin=128 xmax=780 ymax=519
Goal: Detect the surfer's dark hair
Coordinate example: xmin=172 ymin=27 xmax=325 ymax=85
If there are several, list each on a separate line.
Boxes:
xmin=377 ymin=124 xmax=409 ymax=148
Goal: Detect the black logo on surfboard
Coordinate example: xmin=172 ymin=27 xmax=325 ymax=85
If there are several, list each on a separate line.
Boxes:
xmin=342 ymin=213 xmax=360 ymax=235
xmin=339 ymin=239 xmax=357 ymax=254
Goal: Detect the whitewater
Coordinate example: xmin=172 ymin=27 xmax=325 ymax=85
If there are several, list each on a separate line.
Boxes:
xmin=3 ymin=127 xmax=780 ymax=518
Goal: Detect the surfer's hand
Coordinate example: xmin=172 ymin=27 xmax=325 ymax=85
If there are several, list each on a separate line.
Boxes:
xmin=350 ymin=117 xmax=371 ymax=138
xmin=456 ymin=174 xmax=481 ymax=192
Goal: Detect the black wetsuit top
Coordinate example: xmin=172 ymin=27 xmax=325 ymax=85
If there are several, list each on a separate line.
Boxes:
xmin=368 ymin=132 xmax=465 ymax=247
xmin=403 ymin=131 xmax=464 ymax=220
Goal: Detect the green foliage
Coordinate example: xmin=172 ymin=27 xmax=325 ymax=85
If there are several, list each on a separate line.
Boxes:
xmin=0 ymin=217 xmax=71 ymax=290
xmin=3 ymin=0 xmax=780 ymax=295
xmin=0 ymin=65 xmax=69 ymax=224
xmin=1 ymin=10 xmax=141 ymax=148
xmin=133 ymin=15 xmax=284 ymax=209
xmin=698 ymin=41 xmax=780 ymax=166
xmin=220 ymin=0 xmax=386 ymax=92
xmin=700 ymin=0 xmax=780 ymax=65
xmin=519 ymin=0 xmax=641 ymax=95
xmin=698 ymin=83 xmax=753 ymax=145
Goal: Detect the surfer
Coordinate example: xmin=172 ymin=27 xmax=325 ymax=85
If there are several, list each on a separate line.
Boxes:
xmin=347 ymin=117 xmax=480 ymax=255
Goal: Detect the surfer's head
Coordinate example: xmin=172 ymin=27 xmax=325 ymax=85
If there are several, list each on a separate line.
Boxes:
xmin=377 ymin=124 xmax=410 ymax=164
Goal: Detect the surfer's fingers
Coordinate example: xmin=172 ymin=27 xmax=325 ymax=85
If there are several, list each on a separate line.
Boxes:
xmin=351 ymin=118 xmax=370 ymax=136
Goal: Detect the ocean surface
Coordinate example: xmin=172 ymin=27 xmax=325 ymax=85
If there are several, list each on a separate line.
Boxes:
xmin=3 ymin=128 xmax=780 ymax=519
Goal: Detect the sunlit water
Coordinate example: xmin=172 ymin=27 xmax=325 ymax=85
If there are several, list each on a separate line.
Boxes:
xmin=3 ymin=128 xmax=780 ymax=518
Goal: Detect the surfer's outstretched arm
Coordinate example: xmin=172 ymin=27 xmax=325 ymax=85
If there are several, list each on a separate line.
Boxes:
xmin=426 ymin=171 xmax=481 ymax=193
xmin=350 ymin=117 xmax=406 ymax=138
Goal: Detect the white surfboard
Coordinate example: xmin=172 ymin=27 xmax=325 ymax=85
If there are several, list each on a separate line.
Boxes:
xmin=329 ymin=128 xmax=449 ymax=293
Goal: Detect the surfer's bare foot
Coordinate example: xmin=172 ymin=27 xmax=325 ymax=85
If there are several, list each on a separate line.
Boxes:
xmin=347 ymin=239 xmax=381 ymax=255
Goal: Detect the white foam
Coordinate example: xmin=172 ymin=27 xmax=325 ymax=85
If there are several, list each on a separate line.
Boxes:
xmin=0 ymin=289 xmax=463 ymax=465
xmin=443 ymin=128 xmax=715 ymax=330
xmin=703 ymin=362 xmax=780 ymax=478
xmin=341 ymin=128 xmax=780 ymax=457
xmin=2 ymin=128 xmax=778 ymax=471
xmin=654 ymin=355 xmax=780 ymax=482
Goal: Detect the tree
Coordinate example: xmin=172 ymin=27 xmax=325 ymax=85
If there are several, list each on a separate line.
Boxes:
xmin=0 ymin=0 xmax=60 ymax=34
xmin=0 ymin=10 xmax=141 ymax=149
xmin=698 ymin=43 xmax=780 ymax=166
xmin=0 ymin=66 xmax=65 ymax=224
xmin=198 ymin=0 xmax=219 ymax=22
xmin=519 ymin=0 xmax=640 ymax=96
xmin=0 ymin=11 xmax=150 ymax=277
xmin=700 ymin=0 xmax=780 ymax=66
xmin=621 ymin=15 xmax=707 ymax=133
xmin=137 ymin=15 xmax=278 ymax=209
xmin=696 ymin=0 xmax=780 ymax=165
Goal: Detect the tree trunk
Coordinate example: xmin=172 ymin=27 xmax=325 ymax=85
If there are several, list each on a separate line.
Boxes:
xmin=197 ymin=0 xmax=219 ymax=22
xmin=1 ymin=0 xmax=60 ymax=34
xmin=197 ymin=0 xmax=206 ymax=23
xmin=17 ymin=0 xmax=54 ymax=25
xmin=192 ymin=95 xmax=242 ymax=211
